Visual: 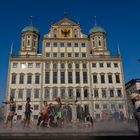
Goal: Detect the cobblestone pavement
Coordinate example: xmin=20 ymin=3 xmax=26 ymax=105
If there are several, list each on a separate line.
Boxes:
xmin=0 ymin=120 xmax=138 ymax=136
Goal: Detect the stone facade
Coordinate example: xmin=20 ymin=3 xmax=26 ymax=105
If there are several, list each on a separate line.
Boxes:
xmin=5 ymin=17 xmax=128 ymax=122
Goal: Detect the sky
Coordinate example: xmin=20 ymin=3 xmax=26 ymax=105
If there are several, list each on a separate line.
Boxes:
xmin=0 ymin=0 xmax=140 ymax=105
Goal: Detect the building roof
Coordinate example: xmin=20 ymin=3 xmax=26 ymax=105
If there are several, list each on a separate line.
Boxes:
xmin=125 ymin=79 xmax=140 ymax=89
xmin=22 ymin=25 xmax=39 ymax=33
xmin=52 ymin=17 xmax=79 ymax=26
xmin=89 ymin=25 xmax=106 ymax=34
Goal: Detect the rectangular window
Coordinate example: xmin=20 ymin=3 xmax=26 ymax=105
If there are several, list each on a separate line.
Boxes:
xmin=99 ymin=63 xmax=104 ymax=68
xmin=46 ymin=53 xmax=50 ymax=57
xmin=68 ymin=63 xmax=72 ymax=69
xmin=60 ymin=88 xmax=65 ymax=99
xmin=45 ymin=72 xmax=50 ymax=84
xmin=28 ymin=63 xmax=33 ymax=68
xmin=94 ymin=89 xmax=99 ymax=98
xmin=68 ymin=53 xmax=72 ymax=57
xmin=36 ymin=63 xmax=40 ymax=68
xmin=114 ymin=63 xmax=118 ymax=68
xmin=46 ymin=42 xmax=50 ymax=47
xmin=61 ymin=53 xmax=64 ymax=57
xmin=68 ymin=88 xmax=73 ymax=99
xmin=108 ymin=74 xmax=112 ymax=83
xmin=82 ymin=53 xmax=86 ymax=57
xmin=35 ymin=74 xmax=40 ymax=84
xmin=19 ymin=74 xmax=24 ymax=84
xmin=46 ymin=63 xmax=50 ymax=69
xmin=107 ymin=63 xmax=111 ymax=68
xmin=52 ymin=88 xmax=57 ymax=99
xmin=74 ymin=43 xmax=78 ymax=47
xmin=11 ymin=74 xmax=16 ymax=84
xmin=118 ymin=104 xmax=123 ymax=109
xmin=83 ymin=72 xmax=88 ymax=83
xmin=10 ymin=89 xmax=15 ymax=98
xmin=93 ymin=75 xmax=97 ymax=83
xmin=84 ymin=89 xmax=88 ymax=98
xmin=68 ymin=72 xmax=72 ymax=83
xmin=26 ymin=89 xmax=31 ymax=98
xmin=75 ymin=64 xmax=79 ymax=69
xmin=110 ymin=89 xmax=114 ymax=97
xmin=116 ymin=74 xmax=120 ymax=83
xmin=75 ymin=53 xmax=79 ymax=57
xmin=60 ymin=42 xmax=64 ymax=47
xmin=18 ymin=89 xmax=23 ymax=99
xmin=18 ymin=105 xmax=22 ymax=110
xmin=34 ymin=89 xmax=39 ymax=98
xmin=76 ymin=72 xmax=80 ymax=83
xmin=76 ymin=88 xmax=80 ymax=98
xmin=44 ymin=88 xmax=50 ymax=99
xmin=117 ymin=89 xmax=122 ymax=97
xmin=13 ymin=63 xmax=17 ymax=68
xmin=27 ymin=74 xmax=32 ymax=84
xmin=34 ymin=105 xmax=39 ymax=110
xmin=61 ymin=63 xmax=65 ymax=69
xmin=53 ymin=42 xmax=57 ymax=47
xmin=81 ymin=43 xmax=85 ymax=47
xmin=102 ymin=89 xmax=106 ymax=98
xmin=83 ymin=64 xmax=87 ymax=69
xmin=67 ymin=42 xmax=71 ymax=47
xmin=53 ymin=72 xmax=57 ymax=83
xmin=53 ymin=64 xmax=57 ymax=69
xmin=53 ymin=53 xmax=57 ymax=57
xmin=61 ymin=72 xmax=65 ymax=83
xmin=100 ymin=75 xmax=105 ymax=83
xmin=92 ymin=63 xmax=96 ymax=68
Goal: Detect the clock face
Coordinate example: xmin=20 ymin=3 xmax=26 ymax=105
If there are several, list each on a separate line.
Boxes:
xmin=61 ymin=28 xmax=71 ymax=38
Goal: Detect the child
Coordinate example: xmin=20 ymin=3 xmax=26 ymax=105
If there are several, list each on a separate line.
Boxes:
xmin=23 ymin=97 xmax=32 ymax=128
xmin=2 ymin=97 xmax=16 ymax=128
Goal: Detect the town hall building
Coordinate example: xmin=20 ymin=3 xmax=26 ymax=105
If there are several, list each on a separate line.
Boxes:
xmin=5 ymin=16 xmax=128 ymax=122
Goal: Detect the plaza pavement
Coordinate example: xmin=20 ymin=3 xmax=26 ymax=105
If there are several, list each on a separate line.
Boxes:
xmin=0 ymin=120 xmax=138 ymax=136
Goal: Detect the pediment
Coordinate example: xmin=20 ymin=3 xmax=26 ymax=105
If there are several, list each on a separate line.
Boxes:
xmin=52 ymin=18 xmax=79 ymax=26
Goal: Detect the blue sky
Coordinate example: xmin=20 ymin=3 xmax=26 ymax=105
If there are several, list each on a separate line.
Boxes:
xmin=0 ymin=0 xmax=140 ymax=105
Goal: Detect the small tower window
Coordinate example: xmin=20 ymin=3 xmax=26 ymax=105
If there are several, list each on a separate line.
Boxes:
xmin=99 ymin=40 xmax=101 ymax=46
xmin=27 ymin=40 xmax=30 ymax=46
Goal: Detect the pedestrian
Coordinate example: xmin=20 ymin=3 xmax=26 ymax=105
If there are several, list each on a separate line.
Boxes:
xmin=130 ymin=93 xmax=140 ymax=136
xmin=55 ymin=97 xmax=63 ymax=127
xmin=120 ymin=111 xmax=124 ymax=121
xmin=23 ymin=97 xmax=33 ymax=128
xmin=85 ymin=113 xmax=93 ymax=128
xmin=2 ymin=97 xmax=16 ymax=128
xmin=39 ymin=101 xmax=49 ymax=128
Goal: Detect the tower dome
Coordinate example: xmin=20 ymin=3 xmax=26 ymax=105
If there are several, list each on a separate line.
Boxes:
xmin=89 ymin=25 xmax=106 ymax=34
xmin=22 ymin=25 xmax=39 ymax=33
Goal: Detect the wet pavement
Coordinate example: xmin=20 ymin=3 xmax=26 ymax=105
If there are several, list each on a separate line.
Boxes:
xmin=0 ymin=120 xmax=138 ymax=136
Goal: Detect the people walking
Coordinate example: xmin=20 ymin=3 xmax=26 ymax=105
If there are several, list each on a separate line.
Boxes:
xmin=39 ymin=101 xmax=49 ymax=128
xmin=2 ymin=97 xmax=16 ymax=128
xmin=23 ymin=97 xmax=32 ymax=128
xmin=130 ymin=93 xmax=140 ymax=136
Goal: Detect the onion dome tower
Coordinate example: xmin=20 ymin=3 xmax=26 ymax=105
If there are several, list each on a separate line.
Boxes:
xmin=20 ymin=19 xmax=40 ymax=55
